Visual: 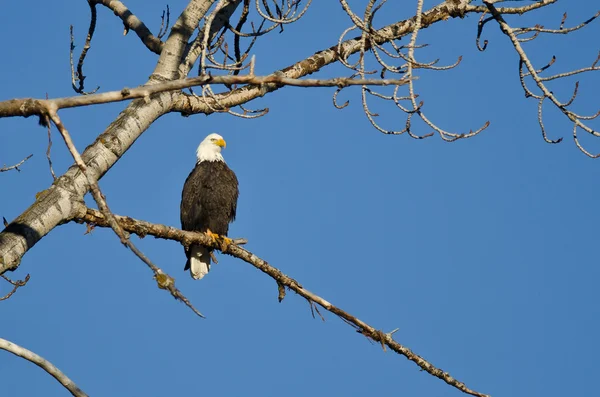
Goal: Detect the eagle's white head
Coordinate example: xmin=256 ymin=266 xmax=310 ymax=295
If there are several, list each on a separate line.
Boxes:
xmin=196 ymin=133 xmax=226 ymax=163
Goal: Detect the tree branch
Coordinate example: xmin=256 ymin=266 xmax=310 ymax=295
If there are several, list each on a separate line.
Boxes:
xmin=466 ymin=0 xmax=558 ymax=14
xmin=74 ymin=208 xmax=489 ymax=397
xmin=0 ymin=273 xmax=30 ymax=301
xmin=0 ymin=74 xmax=411 ymax=119
xmin=170 ymin=0 xmax=489 ymax=115
xmin=483 ymin=0 xmax=600 ymax=157
xmin=152 ymin=0 xmax=218 ymax=80
xmin=70 ymin=2 xmax=99 ymax=94
xmin=0 ymin=154 xmax=32 ymax=173
xmin=91 ymin=0 xmax=164 ymax=54
xmin=0 ymin=337 xmax=88 ymax=397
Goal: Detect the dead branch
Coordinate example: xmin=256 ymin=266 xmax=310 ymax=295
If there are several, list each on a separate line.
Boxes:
xmin=70 ymin=1 xmax=100 ymax=95
xmin=0 ymin=337 xmax=88 ymax=397
xmin=43 ymin=93 xmax=57 ymax=180
xmin=70 ymin=1 xmax=166 ymax=94
xmin=45 ymin=122 xmax=57 ymax=180
xmin=0 ymin=273 xmax=30 ymax=301
xmin=483 ymin=0 xmax=600 ymax=157
xmin=157 ymin=5 xmax=171 ymax=39
xmin=466 ymin=0 xmax=559 ymax=15
xmin=74 ymin=207 xmax=489 ymax=397
xmin=0 ymin=154 xmax=33 ymax=173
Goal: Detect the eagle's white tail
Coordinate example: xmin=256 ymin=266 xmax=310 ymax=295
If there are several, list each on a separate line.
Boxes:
xmin=189 ymin=245 xmax=211 ymax=280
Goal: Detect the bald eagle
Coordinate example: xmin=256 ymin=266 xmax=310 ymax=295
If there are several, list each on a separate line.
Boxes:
xmin=180 ymin=133 xmax=239 ymax=279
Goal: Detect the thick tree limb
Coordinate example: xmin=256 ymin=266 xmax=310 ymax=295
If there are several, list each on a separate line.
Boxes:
xmin=0 ymin=337 xmax=88 ymax=397
xmin=152 ymin=0 xmax=218 ymax=80
xmin=75 ymin=208 xmax=489 ymax=397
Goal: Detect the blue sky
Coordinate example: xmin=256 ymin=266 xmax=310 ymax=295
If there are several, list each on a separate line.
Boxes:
xmin=1 ymin=1 xmax=599 ymax=396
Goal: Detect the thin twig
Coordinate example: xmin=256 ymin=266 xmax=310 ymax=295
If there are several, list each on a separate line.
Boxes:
xmin=0 ymin=274 xmax=30 ymax=301
xmin=483 ymin=0 xmax=600 ymax=157
xmin=0 ymin=155 xmax=33 ymax=173
xmin=69 ymin=1 xmax=100 ymax=95
xmin=157 ymin=5 xmax=171 ymax=39
xmin=45 ymin=94 xmax=56 ymax=179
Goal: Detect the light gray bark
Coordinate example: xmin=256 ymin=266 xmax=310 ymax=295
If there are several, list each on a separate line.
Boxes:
xmin=0 ymin=337 xmax=88 ymax=397
xmin=0 ymin=0 xmax=237 ymax=274
xmin=152 ymin=0 xmax=217 ymax=80
xmin=0 ymin=95 xmax=172 ymax=272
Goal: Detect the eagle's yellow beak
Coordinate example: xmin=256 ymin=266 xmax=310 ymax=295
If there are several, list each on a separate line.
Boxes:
xmin=216 ymin=138 xmax=226 ymax=148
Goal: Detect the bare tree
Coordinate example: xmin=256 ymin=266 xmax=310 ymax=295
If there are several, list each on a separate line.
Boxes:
xmin=1 ymin=1 xmax=598 ymax=396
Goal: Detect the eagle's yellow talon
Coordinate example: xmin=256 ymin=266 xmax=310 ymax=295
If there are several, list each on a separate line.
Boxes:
xmin=206 ymin=229 xmax=220 ymax=244
xmin=220 ymin=236 xmax=233 ymax=251
xmin=206 ymin=229 xmax=232 ymax=250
